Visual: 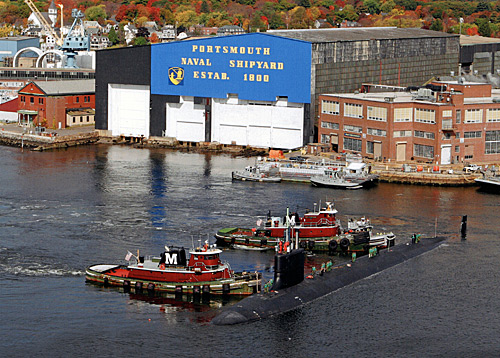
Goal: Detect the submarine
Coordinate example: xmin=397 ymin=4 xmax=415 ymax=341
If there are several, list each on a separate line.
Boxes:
xmin=212 ymin=236 xmax=446 ymax=325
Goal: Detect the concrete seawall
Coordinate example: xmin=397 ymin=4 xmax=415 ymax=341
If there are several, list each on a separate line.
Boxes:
xmin=0 ymin=128 xmax=99 ymax=150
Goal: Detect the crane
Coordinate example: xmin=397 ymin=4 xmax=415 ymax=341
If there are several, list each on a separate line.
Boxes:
xmin=61 ymin=9 xmax=90 ymax=68
xmin=24 ymin=0 xmax=63 ymax=47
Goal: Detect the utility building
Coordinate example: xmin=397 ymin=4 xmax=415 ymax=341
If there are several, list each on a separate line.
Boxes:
xmin=95 ymin=28 xmax=460 ymax=149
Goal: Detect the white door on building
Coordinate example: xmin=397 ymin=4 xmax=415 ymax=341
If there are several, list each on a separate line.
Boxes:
xmin=440 ymin=144 xmax=452 ymax=165
xmin=396 ymin=142 xmax=406 ymax=162
xmin=211 ymin=97 xmax=303 ymax=149
xmin=108 ymin=84 xmax=150 ymax=137
xmin=166 ymin=96 xmax=205 ymax=142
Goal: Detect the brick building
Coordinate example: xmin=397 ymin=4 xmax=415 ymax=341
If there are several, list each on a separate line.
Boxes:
xmin=17 ymin=79 xmax=95 ymax=129
xmin=318 ymin=80 xmax=500 ymax=164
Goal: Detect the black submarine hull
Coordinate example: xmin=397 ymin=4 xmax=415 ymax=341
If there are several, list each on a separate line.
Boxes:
xmin=212 ymin=236 xmax=446 ymax=325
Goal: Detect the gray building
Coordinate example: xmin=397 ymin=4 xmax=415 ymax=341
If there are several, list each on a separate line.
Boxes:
xmin=459 ymin=35 xmax=500 ymax=77
xmin=268 ymin=27 xmax=460 ymax=139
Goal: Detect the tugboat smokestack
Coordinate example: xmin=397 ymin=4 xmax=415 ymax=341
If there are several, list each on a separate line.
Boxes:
xmin=460 ymin=215 xmax=467 ymax=239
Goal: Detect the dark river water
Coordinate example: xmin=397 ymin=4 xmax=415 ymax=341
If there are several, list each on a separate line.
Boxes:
xmin=1 ymin=144 xmax=499 ymax=357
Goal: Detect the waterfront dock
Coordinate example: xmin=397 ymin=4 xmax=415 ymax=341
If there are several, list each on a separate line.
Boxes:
xmin=0 ymin=123 xmax=98 ymax=150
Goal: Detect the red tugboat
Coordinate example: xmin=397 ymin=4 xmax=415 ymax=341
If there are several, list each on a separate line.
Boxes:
xmin=85 ymin=245 xmax=261 ymax=296
xmin=215 ymin=202 xmax=395 ymax=253
xmin=215 ymin=202 xmax=341 ymax=251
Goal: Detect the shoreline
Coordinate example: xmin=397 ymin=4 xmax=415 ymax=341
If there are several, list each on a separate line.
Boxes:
xmin=0 ymin=124 xmax=491 ymax=186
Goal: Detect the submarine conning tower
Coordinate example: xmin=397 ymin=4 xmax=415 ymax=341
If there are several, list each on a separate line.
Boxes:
xmin=271 ymin=249 xmax=305 ymax=291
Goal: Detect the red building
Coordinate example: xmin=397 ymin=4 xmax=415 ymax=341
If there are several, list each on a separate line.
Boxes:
xmin=17 ymin=79 xmax=95 ymax=129
xmin=318 ymin=80 xmax=500 ymax=164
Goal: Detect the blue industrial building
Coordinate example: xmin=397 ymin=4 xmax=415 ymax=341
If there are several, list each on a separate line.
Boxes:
xmin=0 ymin=36 xmax=40 ymax=63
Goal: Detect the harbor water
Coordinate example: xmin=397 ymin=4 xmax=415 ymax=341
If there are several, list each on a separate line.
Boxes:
xmin=1 ymin=145 xmax=499 ymax=357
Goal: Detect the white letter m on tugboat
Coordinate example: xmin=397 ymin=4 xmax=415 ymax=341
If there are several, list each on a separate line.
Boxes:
xmin=165 ymin=253 xmax=178 ymax=265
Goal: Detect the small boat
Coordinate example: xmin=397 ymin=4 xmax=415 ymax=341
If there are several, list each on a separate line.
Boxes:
xmin=310 ymin=163 xmax=378 ymax=189
xmin=232 ymin=166 xmax=281 ymax=183
xmin=475 ymin=176 xmax=500 ymax=192
xmin=85 ymin=245 xmax=261 ymax=296
xmin=310 ymin=173 xmax=363 ymax=189
xmin=215 ymin=202 xmax=394 ymax=253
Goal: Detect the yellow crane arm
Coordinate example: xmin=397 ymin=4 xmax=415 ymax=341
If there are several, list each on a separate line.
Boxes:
xmin=24 ymin=0 xmax=63 ymax=46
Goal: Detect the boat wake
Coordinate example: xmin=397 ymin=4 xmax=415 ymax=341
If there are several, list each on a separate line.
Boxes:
xmin=0 ymin=263 xmax=84 ymax=277
xmin=0 ymin=247 xmax=84 ymax=278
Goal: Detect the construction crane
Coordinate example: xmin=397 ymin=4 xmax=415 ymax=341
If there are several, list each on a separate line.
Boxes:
xmin=24 ymin=0 xmax=63 ymax=47
xmin=62 ymin=9 xmax=90 ymax=68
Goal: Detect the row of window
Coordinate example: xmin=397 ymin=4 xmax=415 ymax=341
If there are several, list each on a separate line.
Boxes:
xmin=343 ymin=137 xmax=435 ymax=159
xmin=20 ymin=96 xmax=43 ymax=104
xmin=321 ymin=100 xmax=500 ymax=124
xmin=20 ymin=96 xmax=92 ymax=104
xmin=323 ymin=130 xmax=500 ymax=157
xmin=71 ymin=116 xmax=92 ymax=124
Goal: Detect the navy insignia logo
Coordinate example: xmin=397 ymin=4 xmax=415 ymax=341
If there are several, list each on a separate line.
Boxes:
xmin=168 ymin=67 xmax=184 ymax=85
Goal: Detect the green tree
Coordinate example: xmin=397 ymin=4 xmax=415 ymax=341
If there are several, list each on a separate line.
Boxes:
xmin=298 ymin=0 xmax=311 ymax=9
xmin=133 ymin=36 xmax=148 ymax=46
xmin=364 ymin=0 xmax=381 ymax=14
xmin=476 ymin=18 xmax=492 ymax=37
xmin=201 ymin=0 xmax=210 ymax=13
xmin=269 ymin=12 xmax=285 ymax=29
xmin=85 ymin=5 xmax=107 ymax=21
xmin=117 ymin=24 xmax=126 ymax=45
xmin=107 ymin=26 xmax=118 ymax=45
xmin=430 ymin=18 xmax=443 ymax=32
xmin=380 ymin=0 xmax=396 ymax=14
xmin=394 ymin=0 xmax=417 ymax=11
xmin=476 ymin=0 xmax=492 ymax=12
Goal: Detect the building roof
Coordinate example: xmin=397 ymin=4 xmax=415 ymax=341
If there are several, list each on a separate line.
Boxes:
xmin=30 ymin=79 xmax=95 ymax=95
xmin=0 ymin=36 xmax=39 ymax=42
xmin=268 ymin=27 xmax=458 ymax=43
xmin=460 ymin=34 xmax=500 ymax=45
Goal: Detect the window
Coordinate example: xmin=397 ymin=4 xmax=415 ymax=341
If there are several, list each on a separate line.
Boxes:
xmin=86 ymin=116 xmax=89 ymax=122
xmin=394 ymin=108 xmax=412 ymax=122
xmin=487 ymin=109 xmax=500 ymax=122
xmin=367 ymin=128 xmax=386 ymax=136
xmin=414 ymin=144 xmax=434 ymax=159
xmin=321 ymin=121 xmax=339 ymax=130
xmin=456 ymin=109 xmax=461 ymax=124
xmin=343 ymin=137 xmax=362 ymax=152
xmin=455 ymin=145 xmax=460 ymax=153
xmin=464 ymin=109 xmax=483 ymax=123
xmin=393 ymin=130 xmax=412 ymax=137
xmin=84 ymin=96 xmax=87 ymax=103
xmin=367 ymin=141 xmax=374 ymax=154
xmin=320 ymin=134 xmax=330 ymax=144
xmin=442 ymin=110 xmax=452 ymax=117
xmin=344 ymin=103 xmax=363 ymax=118
xmin=456 ymin=132 xmax=460 ymax=139
xmin=344 ymin=124 xmax=362 ymax=133
xmin=30 ymin=97 xmax=34 ymax=104
xmin=20 ymin=96 xmax=25 ymax=102
xmin=80 ymin=116 xmax=83 ymax=123
xmin=414 ymin=130 xmax=435 ymax=139
xmin=76 ymin=97 xmax=79 ymax=103
xmin=464 ymin=131 xmax=481 ymax=139
xmin=415 ymin=108 xmax=435 ymax=124
xmin=465 ymin=154 xmax=473 ymax=160
xmin=321 ymin=100 xmax=339 ymax=115
xmin=367 ymin=106 xmax=387 ymax=121
xmin=38 ymin=98 xmax=43 ymax=104
xmin=485 ymin=130 xmax=500 ymax=154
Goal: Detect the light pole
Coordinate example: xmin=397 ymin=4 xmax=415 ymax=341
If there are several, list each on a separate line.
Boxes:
xmin=58 ymin=4 xmax=64 ymax=31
